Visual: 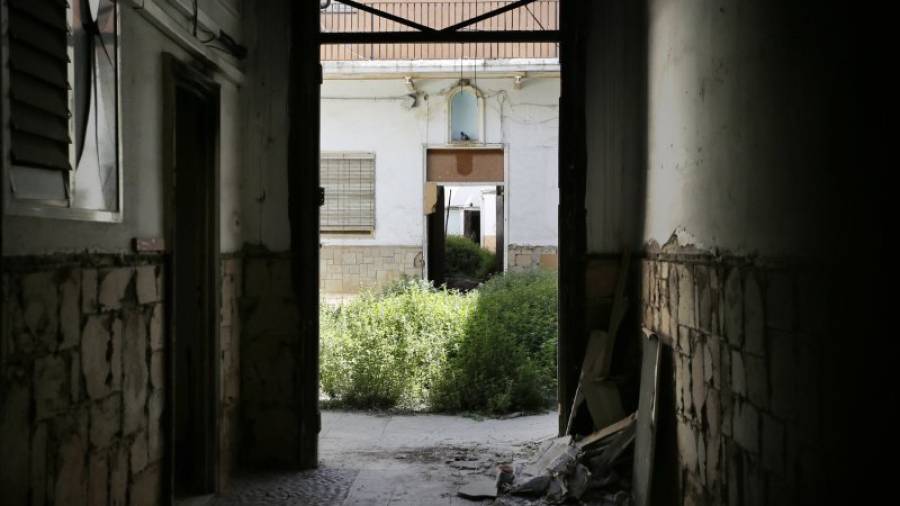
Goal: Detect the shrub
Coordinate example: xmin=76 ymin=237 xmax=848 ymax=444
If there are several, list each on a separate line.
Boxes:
xmin=320 ymin=279 xmax=474 ymax=409
xmin=445 ymin=236 xmax=496 ymax=280
xmin=431 ymin=271 xmax=558 ymax=413
xmin=320 ymin=272 xmax=558 ymax=414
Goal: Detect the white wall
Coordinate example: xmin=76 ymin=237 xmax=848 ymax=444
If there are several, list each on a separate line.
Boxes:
xmin=2 ymin=2 xmax=244 ymax=256
xmin=319 ymin=76 xmax=559 ymax=249
xmin=481 ymin=189 xmax=497 ymax=241
xmin=641 ymin=0 xmax=837 ymax=257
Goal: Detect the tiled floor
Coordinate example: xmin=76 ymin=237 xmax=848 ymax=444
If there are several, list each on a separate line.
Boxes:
xmin=213 ymin=410 xmax=557 ymax=505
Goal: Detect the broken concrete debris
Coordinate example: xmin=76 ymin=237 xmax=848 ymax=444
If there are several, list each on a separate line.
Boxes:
xmin=458 ymin=475 xmax=500 ymax=500
xmin=459 ymin=416 xmax=636 ymax=504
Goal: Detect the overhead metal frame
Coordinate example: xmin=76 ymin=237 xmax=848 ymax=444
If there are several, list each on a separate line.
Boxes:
xmin=321 ymin=0 xmax=559 ymax=45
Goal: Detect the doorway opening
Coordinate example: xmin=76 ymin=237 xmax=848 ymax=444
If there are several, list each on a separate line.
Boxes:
xmin=315 ymin=3 xmax=562 ymax=500
xmin=164 ymin=55 xmax=221 ymax=502
xmin=430 ymin=184 xmax=504 ymax=291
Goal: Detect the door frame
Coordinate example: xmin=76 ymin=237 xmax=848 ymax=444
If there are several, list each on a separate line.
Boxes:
xmin=422 ymin=144 xmax=509 ymax=279
xmin=162 ymin=53 xmax=222 ymax=499
xmin=299 ymin=0 xmax=587 ymax=460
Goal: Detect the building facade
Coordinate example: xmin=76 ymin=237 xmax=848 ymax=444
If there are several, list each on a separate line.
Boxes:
xmin=319 ymin=60 xmax=560 ymax=295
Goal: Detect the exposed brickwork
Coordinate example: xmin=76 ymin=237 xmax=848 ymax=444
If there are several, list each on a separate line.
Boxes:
xmin=319 ymin=245 xmax=422 ymax=295
xmin=1 ymin=257 xmax=165 ymax=505
xmin=641 ymin=254 xmax=825 ymax=506
xmin=1 ymin=255 xmax=243 ymax=501
xmin=508 ymin=245 xmax=559 ymax=272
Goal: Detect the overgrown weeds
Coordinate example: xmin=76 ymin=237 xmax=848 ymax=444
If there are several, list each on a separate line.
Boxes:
xmin=320 ymin=272 xmax=558 ymax=414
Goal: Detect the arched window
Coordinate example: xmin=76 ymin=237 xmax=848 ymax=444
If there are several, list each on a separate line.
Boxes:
xmin=449 ymin=87 xmax=481 ymax=143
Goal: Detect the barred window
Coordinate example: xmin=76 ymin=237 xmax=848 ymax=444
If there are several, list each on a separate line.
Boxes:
xmin=320 ymin=152 xmax=375 ymax=233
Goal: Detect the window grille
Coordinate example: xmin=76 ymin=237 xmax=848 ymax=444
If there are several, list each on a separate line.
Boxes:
xmin=7 ymin=0 xmax=73 ymax=176
xmin=320 ymin=152 xmax=376 ymax=233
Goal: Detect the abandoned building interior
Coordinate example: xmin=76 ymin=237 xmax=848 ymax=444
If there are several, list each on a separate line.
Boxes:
xmin=0 ymin=0 xmax=880 ymax=505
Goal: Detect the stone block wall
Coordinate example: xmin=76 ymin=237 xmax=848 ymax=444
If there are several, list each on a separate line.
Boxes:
xmin=641 ymin=252 xmax=826 ymax=506
xmin=319 ymin=245 xmax=422 ymax=295
xmin=508 ymin=245 xmax=559 ymax=272
xmin=219 ymin=256 xmax=242 ymax=489
xmin=0 ymin=257 xmax=165 ymax=506
xmin=240 ymin=253 xmax=301 ymax=466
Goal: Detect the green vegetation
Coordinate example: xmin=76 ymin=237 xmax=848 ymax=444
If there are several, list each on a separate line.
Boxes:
xmin=445 ymin=235 xmax=497 ymax=281
xmin=320 ymin=272 xmax=558 ymax=414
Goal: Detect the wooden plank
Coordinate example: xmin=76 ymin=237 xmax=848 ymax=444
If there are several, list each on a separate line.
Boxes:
xmin=583 ymin=379 xmax=625 ymax=430
xmin=576 ymin=412 xmax=637 ymax=449
xmin=633 ymin=329 xmax=662 ymax=506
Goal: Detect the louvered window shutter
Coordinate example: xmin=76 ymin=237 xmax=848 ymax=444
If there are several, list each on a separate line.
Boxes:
xmin=7 ymin=0 xmax=73 ymax=173
xmin=320 ymin=153 xmax=376 ymax=233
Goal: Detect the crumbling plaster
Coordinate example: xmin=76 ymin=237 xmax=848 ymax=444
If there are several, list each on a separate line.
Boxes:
xmin=642 ymin=0 xmax=836 ymax=258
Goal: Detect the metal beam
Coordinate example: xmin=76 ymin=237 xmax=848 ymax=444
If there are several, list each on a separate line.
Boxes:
xmin=320 ymin=30 xmax=560 ymax=45
xmin=441 ymin=0 xmax=540 ymax=32
xmin=333 ymin=0 xmax=436 ymax=33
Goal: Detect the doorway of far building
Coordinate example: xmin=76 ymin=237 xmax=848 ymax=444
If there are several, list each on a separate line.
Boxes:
xmin=434 ymin=184 xmax=504 ymax=291
xmin=426 ymin=147 xmax=506 ymax=288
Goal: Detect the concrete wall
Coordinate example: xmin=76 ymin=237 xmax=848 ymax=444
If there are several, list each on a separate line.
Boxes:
xmin=508 ymin=245 xmax=558 ymax=272
xmin=2 ymin=3 xmax=244 ymax=256
xmin=583 ymin=1 xmax=861 ymax=504
xmin=240 ymin=1 xmax=291 ymax=252
xmin=317 ymin=76 xmax=560 ymax=251
xmin=1 ymin=2 xmax=246 ymax=501
xmin=642 ymin=0 xmax=840 ymax=258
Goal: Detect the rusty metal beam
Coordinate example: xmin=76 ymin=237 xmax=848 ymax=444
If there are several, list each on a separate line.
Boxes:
xmin=441 ymin=0 xmax=541 ymax=32
xmin=333 ymin=0 xmax=436 ymax=33
xmin=320 ymin=29 xmax=560 ymax=44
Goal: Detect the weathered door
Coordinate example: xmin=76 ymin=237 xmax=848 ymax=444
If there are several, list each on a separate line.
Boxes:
xmin=165 ymin=55 xmax=221 ymax=499
xmin=428 ymin=186 xmax=446 ymax=286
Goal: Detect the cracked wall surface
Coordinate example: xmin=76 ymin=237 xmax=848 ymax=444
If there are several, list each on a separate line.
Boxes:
xmin=0 ymin=255 xmax=242 ymax=503
xmin=0 ymin=258 xmax=165 ymax=506
xmin=641 ymin=250 xmax=828 ymax=505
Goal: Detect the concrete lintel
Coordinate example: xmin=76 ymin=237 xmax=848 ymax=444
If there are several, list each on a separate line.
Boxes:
xmin=323 ymin=59 xmax=560 ymax=81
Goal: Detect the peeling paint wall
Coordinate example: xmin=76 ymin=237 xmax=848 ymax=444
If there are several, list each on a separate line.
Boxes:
xmin=1 ymin=2 xmax=247 ymax=500
xmin=640 ymin=251 xmax=829 ymax=505
xmin=643 ymin=0 xmax=841 ymax=257
xmin=0 ymin=258 xmax=166 ymax=506
xmin=611 ymin=1 xmax=861 ymax=504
